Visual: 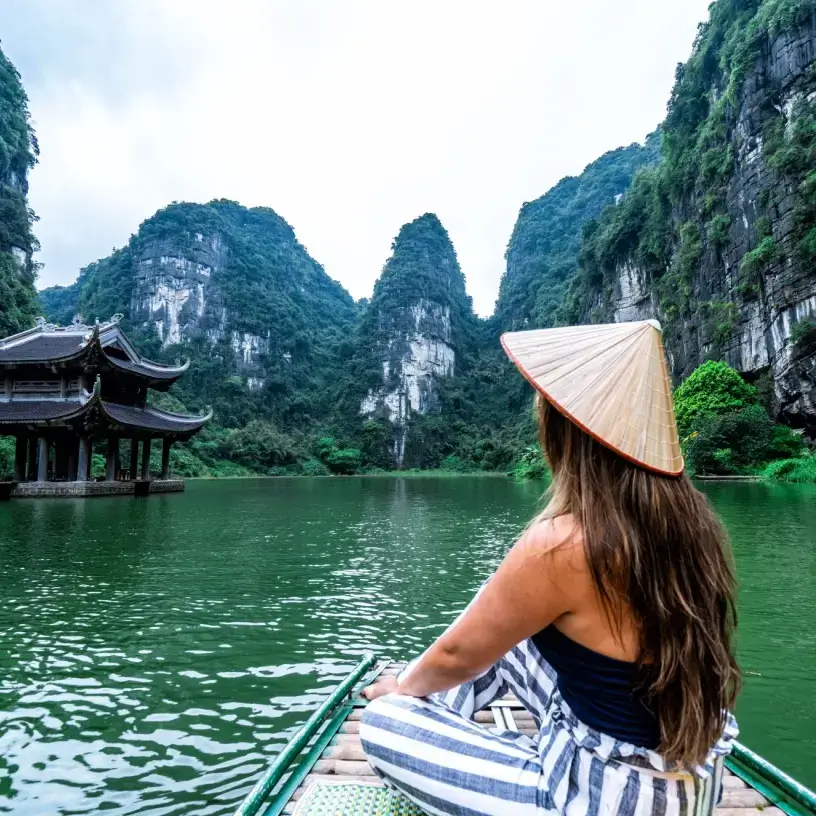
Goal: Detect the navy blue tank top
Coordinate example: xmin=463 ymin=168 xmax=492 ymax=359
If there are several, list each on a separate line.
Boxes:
xmin=532 ymin=624 xmax=659 ymax=749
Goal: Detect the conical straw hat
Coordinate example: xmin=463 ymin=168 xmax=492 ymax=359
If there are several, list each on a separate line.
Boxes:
xmin=501 ymin=320 xmax=684 ymax=476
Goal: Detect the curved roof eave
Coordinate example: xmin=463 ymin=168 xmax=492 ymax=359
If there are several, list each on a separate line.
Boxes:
xmin=102 ymin=351 xmax=191 ymax=381
xmin=0 ymin=398 xmax=91 ymax=425
xmin=99 ymin=401 xmax=211 ymax=435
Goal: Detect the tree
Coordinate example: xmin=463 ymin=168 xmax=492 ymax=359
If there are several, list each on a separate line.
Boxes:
xmin=360 ymin=420 xmax=393 ymax=470
xmin=673 ymin=360 xmax=759 ymax=438
xmin=684 ymin=404 xmax=806 ymax=475
xmin=316 ymin=436 xmax=362 ymax=475
xmin=224 ymin=420 xmax=298 ymax=471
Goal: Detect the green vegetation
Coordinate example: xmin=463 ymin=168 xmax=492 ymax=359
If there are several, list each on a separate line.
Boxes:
xmin=674 ymin=360 xmax=760 ymax=437
xmin=0 ymin=436 xmax=14 ymax=479
xmin=676 ymin=360 xmax=807 ymax=475
xmin=763 ymin=454 xmax=816 ymax=482
xmin=0 ymin=44 xmax=39 ymax=337
xmin=740 ymin=236 xmax=778 ymax=295
xmin=497 ymin=136 xmax=660 ymax=331
xmin=707 ymin=214 xmax=732 ymax=248
xmin=316 ymin=437 xmax=362 ymax=475
xmin=790 ymin=316 xmax=816 ymax=348
xmin=684 ymin=404 xmax=804 ymax=474
xmin=509 ymin=445 xmax=549 ymax=481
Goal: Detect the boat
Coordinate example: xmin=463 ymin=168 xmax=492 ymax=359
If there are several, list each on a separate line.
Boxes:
xmin=234 ymin=654 xmax=816 ymax=816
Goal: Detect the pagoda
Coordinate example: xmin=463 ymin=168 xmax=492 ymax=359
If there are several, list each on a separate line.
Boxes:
xmin=0 ymin=316 xmax=210 ymax=497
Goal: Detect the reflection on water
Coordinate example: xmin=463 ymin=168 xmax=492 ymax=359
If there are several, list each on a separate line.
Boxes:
xmin=0 ymin=477 xmax=813 ymax=814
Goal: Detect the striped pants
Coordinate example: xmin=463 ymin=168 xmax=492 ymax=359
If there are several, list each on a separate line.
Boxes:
xmin=360 ymin=638 xmax=738 ymax=816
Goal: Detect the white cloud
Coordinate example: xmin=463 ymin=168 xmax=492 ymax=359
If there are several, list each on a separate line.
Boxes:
xmin=3 ymin=0 xmax=713 ymax=315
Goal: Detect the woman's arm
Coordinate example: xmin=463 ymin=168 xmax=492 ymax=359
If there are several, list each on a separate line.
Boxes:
xmin=364 ymin=516 xmax=578 ymax=700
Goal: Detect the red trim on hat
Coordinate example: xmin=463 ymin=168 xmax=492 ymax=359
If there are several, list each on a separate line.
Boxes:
xmin=499 ymin=332 xmax=684 ymax=478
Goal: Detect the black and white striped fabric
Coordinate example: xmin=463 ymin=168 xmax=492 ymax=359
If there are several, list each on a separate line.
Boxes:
xmin=361 ymin=638 xmax=738 ymax=816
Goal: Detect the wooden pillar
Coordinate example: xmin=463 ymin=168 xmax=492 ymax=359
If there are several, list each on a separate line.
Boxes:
xmin=140 ymin=439 xmax=151 ymax=481
xmin=130 ymin=438 xmax=139 ymax=480
xmin=37 ymin=437 xmax=49 ymax=482
xmin=13 ymin=436 xmax=26 ymax=482
xmin=53 ymin=439 xmax=67 ymax=481
xmin=76 ymin=436 xmax=92 ymax=482
xmin=67 ymin=443 xmax=78 ymax=482
xmin=161 ymin=438 xmax=172 ymax=480
xmin=26 ymin=437 xmax=37 ymax=481
xmin=106 ymin=436 xmax=118 ymax=482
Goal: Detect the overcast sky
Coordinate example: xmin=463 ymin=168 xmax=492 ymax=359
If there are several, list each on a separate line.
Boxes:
xmin=3 ymin=0 xmax=712 ymax=316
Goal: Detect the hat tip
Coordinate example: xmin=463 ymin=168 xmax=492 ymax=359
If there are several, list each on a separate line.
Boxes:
xmin=646 ymin=319 xmax=662 ymax=333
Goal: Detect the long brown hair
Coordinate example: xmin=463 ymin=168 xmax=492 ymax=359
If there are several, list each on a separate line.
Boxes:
xmin=536 ymin=397 xmax=740 ymax=767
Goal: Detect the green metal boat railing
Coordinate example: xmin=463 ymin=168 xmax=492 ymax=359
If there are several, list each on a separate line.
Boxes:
xmin=727 ymin=741 xmax=816 ymax=816
xmin=233 ymin=652 xmax=379 ymax=816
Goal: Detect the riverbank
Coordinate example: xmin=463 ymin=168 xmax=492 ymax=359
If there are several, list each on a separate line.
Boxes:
xmin=181 ymin=458 xmax=816 ymax=485
xmin=187 ymin=468 xmax=510 ymax=481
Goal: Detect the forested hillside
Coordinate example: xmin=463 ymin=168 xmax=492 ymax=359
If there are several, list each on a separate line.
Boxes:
xmin=40 ymin=200 xmax=359 ymax=475
xmin=0 ymin=43 xmax=39 ymax=336
xmin=336 ymin=214 xmax=479 ymax=468
xmin=496 ymin=135 xmax=661 ymax=331
xmin=564 ymin=0 xmax=816 ymax=433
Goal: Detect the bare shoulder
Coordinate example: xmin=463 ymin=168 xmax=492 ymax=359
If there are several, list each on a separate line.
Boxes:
xmin=489 ymin=513 xmax=588 ymax=620
xmin=520 ymin=514 xmax=587 ymax=575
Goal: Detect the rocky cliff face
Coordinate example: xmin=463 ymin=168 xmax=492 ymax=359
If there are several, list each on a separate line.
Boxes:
xmin=0 ymin=44 xmax=39 ymax=336
xmin=132 ymin=233 xmax=225 ymax=347
xmin=352 ymin=214 xmax=474 ymax=466
xmin=128 ymin=229 xmax=274 ymax=378
xmin=567 ymin=0 xmax=816 ymax=433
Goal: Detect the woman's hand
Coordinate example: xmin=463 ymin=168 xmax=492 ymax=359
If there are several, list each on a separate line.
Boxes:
xmin=362 ymin=675 xmax=400 ymax=701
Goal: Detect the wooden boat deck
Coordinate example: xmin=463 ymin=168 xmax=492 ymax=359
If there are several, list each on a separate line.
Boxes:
xmin=281 ymin=662 xmax=781 ymax=816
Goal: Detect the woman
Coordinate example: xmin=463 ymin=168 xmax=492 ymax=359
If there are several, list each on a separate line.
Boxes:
xmin=360 ymin=321 xmax=740 ymax=816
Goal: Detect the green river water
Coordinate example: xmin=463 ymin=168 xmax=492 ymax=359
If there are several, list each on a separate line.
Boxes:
xmin=0 ymin=477 xmax=814 ymax=814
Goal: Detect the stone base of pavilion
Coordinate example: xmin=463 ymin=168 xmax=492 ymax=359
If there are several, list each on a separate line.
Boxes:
xmin=9 ymin=479 xmax=185 ymax=499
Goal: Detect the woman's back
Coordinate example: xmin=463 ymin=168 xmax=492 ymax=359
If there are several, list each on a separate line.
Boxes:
xmin=361 ymin=320 xmax=740 ymax=816
xmin=522 ymin=514 xmax=642 ymax=664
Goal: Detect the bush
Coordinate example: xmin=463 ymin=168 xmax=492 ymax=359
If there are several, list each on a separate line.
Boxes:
xmin=684 ymin=404 xmax=804 ymax=475
xmin=440 ymin=454 xmax=468 ymax=472
xmin=360 ymin=420 xmax=393 ymax=470
xmin=769 ymin=424 xmax=807 ymax=459
xmin=91 ymin=453 xmax=106 ymax=479
xmin=511 ymin=445 xmax=549 ymax=480
xmin=707 ymin=214 xmax=732 ymax=248
xmin=799 ymin=226 xmax=816 ymax=260
xmin=224 ymin=420 xmax=298 ymax=472
xmin=685 ymin=405 xmax=774 ymax=474
xmin=674 ymin=360 xmax=759 ymax=437
xmin=790 ymin=316 xmax=816 ymax=348
xmin=316 ymin=436 xmax=362 ymax=475
xmin=301 ymin=457 xmax=329 ymax=477
xmin=167 ymin=445 xmax=211 ymax=477
xmin=323 ymin=447 xmax=361 ymax=475
xmin=763 ymin=455 xmax=816 ymax=483
xmin=205 ymin=459 xmax=257 ymax=478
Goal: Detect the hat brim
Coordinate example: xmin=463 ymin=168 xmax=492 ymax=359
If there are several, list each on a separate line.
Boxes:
xmin=500 ymin=332 xmax=684 ymax=477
